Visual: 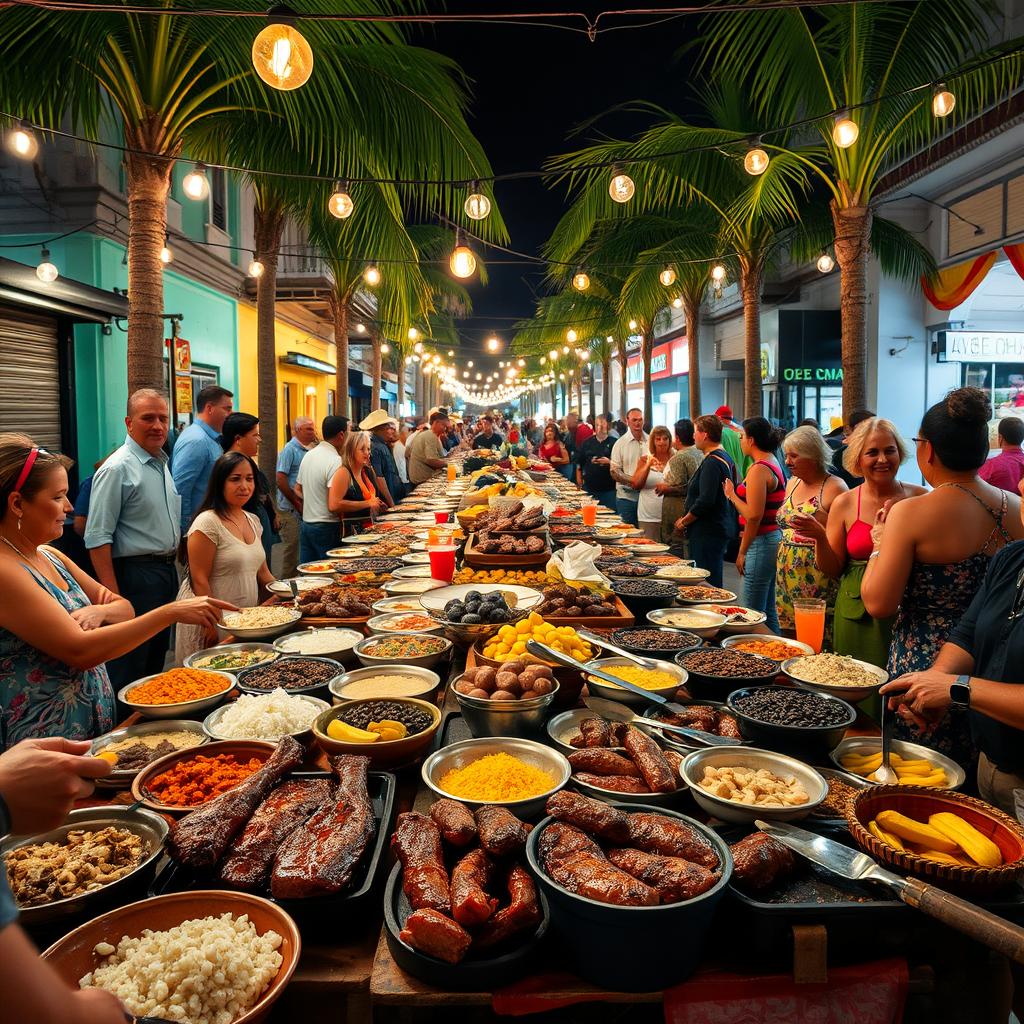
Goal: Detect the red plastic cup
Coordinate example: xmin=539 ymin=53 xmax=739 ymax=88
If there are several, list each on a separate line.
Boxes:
xmin=427 ymin=544 xmax=456 ymax=583
xmin=434 ymin=511 xmax=450 ymax=525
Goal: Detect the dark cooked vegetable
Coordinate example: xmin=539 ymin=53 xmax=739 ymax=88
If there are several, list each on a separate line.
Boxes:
xmin=732 ymin=688 xmax=850 ymax=728
xmin=679 ymin=648 xmax=778 ymax=679
xmin=241 ymin=657 xmax=339 ymax=690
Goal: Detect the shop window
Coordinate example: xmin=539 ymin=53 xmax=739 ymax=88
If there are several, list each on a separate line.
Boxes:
xmin=304 ymin=385 xmax=317 ymax=423
xmin=210 ymin=167 xmax=227 ymax=231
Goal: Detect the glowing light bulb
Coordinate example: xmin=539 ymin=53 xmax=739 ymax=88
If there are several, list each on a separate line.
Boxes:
xmin=559 ymin=373 xmax=565 ymax=381
xmin=248 ymin=257 xmax=264 ymax=278
xmin=450 ymin=244 xmax=476 ymax=279
xmin=475 ymin=372 xmax=482 ymax=380
xmin=832 ymin=111 xmax=859 ymax=149
xmin=182 ymin=164 xmax=210 ymax=201
xmin=252 ymin=14 xmax=313 ymax=91
xmin=464 ymin=183 xmax=491 ymax=221
xmin=576 ymin=348 xmax=588 ymax=360
xmin=381 ymin=343 xmax=390 ymax=354
xmin=467 ymin=360 xmax=474 ymax=367
xmin=432 ymin=354 xmax=441 ymax=364
xmin=672 ymin=296 xmax=683 ymax=309
xmin=487 ymin=337 xmax=500 ymax=352
xmin=364 ymin=265 xmax=381 ymax=286
xmin=710 ymin=264 xmax=727 ymax=283
xmin=609 ymin=166 xmax=635 ymax=204
xmin=448 ymin=349 xmax=454 ymax=357
xmin=463 ymin=371 xmax=469 ymax=378
xmin=8 ymin=124 xmax=37 ymax=159
xmin=932 ymin=84 xmax=955 ymax=118
xmin=743 ymin=143 xmax=770 ymax=176
xmin=816 ymin=253 xmax=835 ymax=274
xmin=160 ymin=242 xmax=174 ymax=265
xmin=328 ymin=181 xmax=354 ymax=219
xmin=540 ymin=356 xmax=547 ymax=365
xmin=659 ymin=266 xmax=676 ymax=287
xmin=565 ymin=330 xmax=577 ymax=345
xmin=628 ymin=319 xmax=638 ymax=332
xmin=518 ymin=358 xmax=525 ymax=367
xmin=356 ymin=323 xmax=366 ymax=333
xmin=35 ymin=248 xmax=57 ymax=283
xmin=572 ymin=270 xmax=590 ymax=292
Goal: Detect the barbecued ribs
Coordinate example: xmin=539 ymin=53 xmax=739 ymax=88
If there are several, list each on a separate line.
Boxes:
xmin=729 ymin=831 xmax=796 ymax=891
xmin=392 ymin=811 xmax=451 ymax=913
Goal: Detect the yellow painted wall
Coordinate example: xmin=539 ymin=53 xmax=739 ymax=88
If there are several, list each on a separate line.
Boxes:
xmin=237 ymin=304 xmax=337 ymax=447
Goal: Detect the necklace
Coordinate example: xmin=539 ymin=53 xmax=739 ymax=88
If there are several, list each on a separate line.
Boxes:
xmin=0 ymin=534 xmax=47 ymax=571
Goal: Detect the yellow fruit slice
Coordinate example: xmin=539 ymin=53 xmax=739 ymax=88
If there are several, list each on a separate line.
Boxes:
xmin=327 ymin=719 xmax=380 ymax=744
xmin=869 ymin=819 xmax=906 ymax=852
xmin=875 ymin=809 xmax=958 ymax=853
xmin=928 ymin=812 xmax=1002 ymax=868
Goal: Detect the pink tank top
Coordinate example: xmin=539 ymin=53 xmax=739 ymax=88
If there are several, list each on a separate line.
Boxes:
xmin=845 ymin=488 xmax=874 ymax=561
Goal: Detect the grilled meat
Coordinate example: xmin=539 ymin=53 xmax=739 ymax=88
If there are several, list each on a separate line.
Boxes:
xmin=575 ymin=772 xmax=651 ymax=793
xmin=392 ymin=811 xmax=451 ymax=913
xmin=450 ymin=848 xmax=500 ymax=927
xmin=537 ymin=822 xmax=604 ymax=868
xmin=429 ymin=798 xmax=478 ymax=848
xmin=547 ymin=851 xmax=660 ymax=906
xmin=400 ymin=908 xmax=473 ymax=965
xmin=623 ymin=727 xmax=676 ymax=793
xmin=475 ymin=805 xmax=532 ymax=858
xmin=579 ymin=718 xmax=611 ymax=748
xmin=625 ymin=812 xmax=719 ymax=869
xmin=729 ymin=831 xmax=797 ymax=891
xmin=568 ymin=749 xmax=642 ymax=777
xmin=607 ymin=848 xmax=718 ymax=903
xmin=474 ymin=865 xmax=542 ymax=949
xmin=545 ymin=790 xmax=631 ymax=843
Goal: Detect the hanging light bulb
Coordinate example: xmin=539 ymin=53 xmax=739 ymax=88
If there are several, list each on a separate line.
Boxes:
xmin=565 ymin=330 xmax=577 ymax=344
xmin=659 ymin=265 xmax=677 ymax=287
xmin=816 ymin=253 xmax=835 ymax=274
xmin=328 ymin=180 xmax=354 ymax=219
xmin=464 ymin=181 xmax=491 ymax=221
xmin=447 ymin=349 xmax=454 ymax=357
xmin=252 ymin=6 xmax=313 ymax=90
xmin=710 ymin=264 xmax=727 ymax=283
xmin=7 ymin=121 xmax=37 ymax=159
xmin=364 ymin=265 xmax=381 ymax=286
xmin=475 ymin=372 xmax=482 ymax=380
xmin=160 ymin=236 xmax=174 ymax=265
xmin=381 ymin=343 xmax=390 ymax=354
xmin=486 ymin=336 xmax=500 ymax=352
xmin=628 ymin=319 xmax=638 ymax=332
xmin=540 ymin=356 xmax=547 ymax=365
xmin=832 ymin=110 xmax=859 ymax=149
xmin=449 ymin=231 xmax=476 ymax=279
xmin=467 ymin=360 xmax=474 ymax=367
xmin=572 ymin=270 xmax=590 ymax=292
xmin=182 ymin=163 xmax=210 ymax=201
xmin=247 ymin=255 xmax=265 ymax=278
xmin=432 ymin=354 xmax=441 ymax=364
xmin=608 ymin=163 xmax=635 ymax=204
xmin=518 ymin=358 xmax=525 ymax=367
xmin=463 ymin=371 xmax=469 ymax=378
xmin=356 ymin=322 xmax=366 ymax=334
xmin=743 ymin=138 xmax=770 ymax=176
xmin=932 ymin=83 xmax=956 ymax=118
xmin=35 ymin=247 xmax=58 ymax=283
xmin=672 ymin=296 xmax=683 ymax=309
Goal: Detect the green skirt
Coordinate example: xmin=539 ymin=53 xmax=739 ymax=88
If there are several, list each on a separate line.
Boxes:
xmin=834 ymin=560 xmax=893 ymax=722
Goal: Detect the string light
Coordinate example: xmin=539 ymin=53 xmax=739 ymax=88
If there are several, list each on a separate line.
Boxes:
xmin=487 ymin=336 xmax=500 ymax=352
xmin=35 ymin=247 xmax=58 ymax=283
xmin=449 ymin=231 xmax=476 ymax=278
xmin=364 ymin=265 xmax=381 ymax=286
xmin=328 ymin=180 xmax=354 ymax=219
xmin=572 ymin=270 xmax=590 ymax=292
xmin=932 ymin=83 xmax=956 ymax=117
xmin=182 ymin=163 xmax=210 ymax=201
xmin=565 ymin=330 xmax=577 ymax=344
xmin=672 ymin=296 xmax=683 ymax=308
xmin=247 ymin=255 xmax=265 ymax=278
xmin=160 ymin=236 xmax=174 ymax=264
xmin=628 ymin=319 xmax=638 ymax=331
xmin=381 ymin=342 xmax=390 ymax=354
xmin=412 ymin=334 xmax=422 ymax=346
xmin=356 ymin=322 xmax=366 ymax=333
xmin=608 ymin=163 xmax=635 ymax=204
xmin=448 ymin=349 xmax=455 ymax=357
xmin=743 ymin=138 xmax=770 ymax=176
xmin=467 ymin=360 xmax=474 ymax=367
xmin=832 ymin=109 xmax=859 ymax=148
xmin=659 ymin=266 xmax=676 ymax=287
xmin=540 ymin=356 xmax=547 ymax=364
xmin=710 ymin=264 xmax=727 ymax=283
xmin=252 ymin=6 xmax=313 ymax=91
xmin=464 ymin=181 xmax=491 ymax=221
xmin=816 ymin=253 xmax=835 ymax=273
xmin=518 ymin=358 xmax=525 ymax=367
xmin=7 ymin=121 xmax=36 ymax=159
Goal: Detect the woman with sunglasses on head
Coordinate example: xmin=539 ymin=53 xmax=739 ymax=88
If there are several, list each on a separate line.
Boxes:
xmin=861 ymin=388 xmax=1024 ymax=764
xmin=0 ymin=434 xmax=235 ymax=744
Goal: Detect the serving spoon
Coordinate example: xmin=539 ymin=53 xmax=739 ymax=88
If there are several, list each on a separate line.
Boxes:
xmin=573 ymin=629 xmax=664 ymax=671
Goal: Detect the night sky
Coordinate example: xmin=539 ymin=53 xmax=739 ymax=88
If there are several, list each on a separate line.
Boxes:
xmin=422 ymin=4 xmax=697 ymax=369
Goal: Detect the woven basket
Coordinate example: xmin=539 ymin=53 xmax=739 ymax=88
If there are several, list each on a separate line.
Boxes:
xmin=848 ymin=786 xmax=1024 ymax=895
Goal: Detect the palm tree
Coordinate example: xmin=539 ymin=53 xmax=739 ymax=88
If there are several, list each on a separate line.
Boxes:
xmin=700 ymin=0 xmax=1022 ymax=414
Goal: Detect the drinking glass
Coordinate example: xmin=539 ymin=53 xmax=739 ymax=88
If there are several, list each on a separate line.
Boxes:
xmin=793 ymin=597 xmax=826 ymax=653
xmin=581 ymin=501 xmax=597 ymax=527
xmin=427 ymin=544 xmax=456 ymax=583
xmin=434 ymin=511 xmax=450 ymax=525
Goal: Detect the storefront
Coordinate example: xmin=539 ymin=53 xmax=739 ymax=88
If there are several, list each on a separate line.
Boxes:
xmin=937 ymin=328 xmax=1024 ymax=416
xmin=626 ymin=335 xmax=689 ymax=424
xmin=761 ymin=310 xmax=843 ymax=431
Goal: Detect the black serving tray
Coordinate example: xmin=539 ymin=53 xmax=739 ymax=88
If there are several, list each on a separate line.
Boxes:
xmin=150 ymin=770 xmax=397 ymax=932
xmin=383 ymin=861 xmax=549 ymax=990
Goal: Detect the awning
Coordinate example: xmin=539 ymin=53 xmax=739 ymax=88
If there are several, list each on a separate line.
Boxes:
xmin=922 ymin=244 xmax=1024 ymax=310
xmin=0 ymin=257 xmax=128 ymax=324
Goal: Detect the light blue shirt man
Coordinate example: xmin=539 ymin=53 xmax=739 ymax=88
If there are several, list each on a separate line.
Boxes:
xmin=84 ymin=436 xmax=181 ymax=557
xmin=171 ymin=419 xmax=222 ymax=528
xmin=276 ymin=435 xmax=309 ymax=514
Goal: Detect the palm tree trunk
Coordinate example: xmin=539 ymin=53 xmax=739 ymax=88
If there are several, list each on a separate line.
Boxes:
xmin=618 ymin=349 xmax=628 ymax=420
xmin=415 ymin=366 xmax=424 ymax=415
xmin=588 ymin=364 xmax=596 ymax=421
xmin=549 ymin=381 xmax=557 ymax=418
xmin=124 ymin=148 xmax=175 ymax=393
xmin=332 ymin=297 xmax=349 ymax=419
xmin=641 ymin=330 xmax=653 ymax=431
xmin=602 ymin=356 xmax=612 ymax=414
xmin=740 ymin=257 xmax=763 ymax=420
xmin=832 ymin=193 xmax=873 ymax=419
xmin=370 ymin=331 xmax=382 ymax=412
xmin=683 ymin=295 xmax=702 ymax=419
xmin=253 ymin=199 xmax=284 ymax=487
xmin=575 ymin=368 xmax=583 ymax=414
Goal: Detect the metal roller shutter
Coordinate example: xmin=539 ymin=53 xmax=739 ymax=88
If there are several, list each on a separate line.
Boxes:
xmin=0 ymin=304 xmax=62 ymax=450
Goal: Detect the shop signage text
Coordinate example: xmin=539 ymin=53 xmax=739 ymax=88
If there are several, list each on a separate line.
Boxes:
xmin=626 ymin=338 xmax=687 ymax=385
xmin=782 ymin=367 xmax=844 ymax=382
xmin=940 ymin=331 xmax=1024 ymax=363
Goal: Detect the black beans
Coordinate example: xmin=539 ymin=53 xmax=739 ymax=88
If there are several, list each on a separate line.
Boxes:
xmin=341 ymin=700 xmax=433 ymax=735
xmin=612 ymin=579 xmax=679 ymax=597
xmin=599 ymin=560 xmax=657 ymax=577
xmin=241 ymin=657 xmax=339 ymax=689
xmin=732 ymin=688 xmax=850 ymax=728
xmin=680 ymin=649 xmax=778 ymax=679
xmin=612 ymin=628 xmax=699 ymax=651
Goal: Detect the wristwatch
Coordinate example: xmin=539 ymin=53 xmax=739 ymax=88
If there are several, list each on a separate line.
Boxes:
xmin=949 ymin=675 xmax=972 ymax=710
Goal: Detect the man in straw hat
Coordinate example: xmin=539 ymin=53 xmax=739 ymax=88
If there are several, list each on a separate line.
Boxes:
xmin=360 ymin=408 xmax=404 ymax=507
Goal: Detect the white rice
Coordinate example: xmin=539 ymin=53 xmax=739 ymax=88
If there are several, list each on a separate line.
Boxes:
xmin=214 ymin=687 xmax=319 ymax=739
xmin=80 ymin=912 xmax=283 ymax=1024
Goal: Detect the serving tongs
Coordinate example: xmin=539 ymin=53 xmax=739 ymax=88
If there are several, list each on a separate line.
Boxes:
xmin=574 ymin=629 xmax=663 ymax=671
xmin=287 ymin=578 xmax=300 ymax=608
xmin=756 ymin=819 xmax=1024 ymax=964
xmin=873 ymin=694 xmax=900 ymax=785
xmin=582 ymin=693 xmax=744 ymax=747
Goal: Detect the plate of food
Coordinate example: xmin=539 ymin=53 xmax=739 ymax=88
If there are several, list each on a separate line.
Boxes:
xmin=267 ymin=576 xmax=326 ymax=596
xmin=91 ymin=720 xmax=209 ymax=786
xmin=296 ymin=560 xmax=344 ymax=575
xmin=217 ymin=606 xmax=303 ymax=640
xmin=674 ymin=585 xmax=738 ymax=605
xmin=184 ymin=642 xmax=280 ymax=674
xmin=118 ymin=668 xmax=236 ymax=719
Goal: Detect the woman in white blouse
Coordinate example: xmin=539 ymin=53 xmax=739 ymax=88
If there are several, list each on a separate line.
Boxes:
xmin=175 ymin=453 xmax=275 ymax=663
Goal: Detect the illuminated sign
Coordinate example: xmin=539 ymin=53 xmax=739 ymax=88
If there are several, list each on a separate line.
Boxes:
xmin=940 ymin=331 xmax=1024 ymax=363
xmin=782 ymin=367 xmax=844 ymax=382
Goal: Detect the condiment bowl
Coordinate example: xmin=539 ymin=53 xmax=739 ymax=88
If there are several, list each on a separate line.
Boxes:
xmin=726 ymin=684 xmax=856 ymax=758
xmin=202 ymin=693 xmax=330 ymax=743
xmin=645 ymin=607 xmax=726 ymax=639
xmin=421 ymin=736 xmax=570 ymax=819
xmin=42 ymin=890 xmax=301 ymax=1024
xmin=118 ymin=670 xmax=236 ymax=720
xmin=608 ymin=626 xmax=702 ymax=661
xmin=609 ymin=579 xmax=681 ymax=618
xmin=582 ymin=656 xmax=686 ymax=708
xmin=216 ymin=607 xmax=304 ymax=640
xmin=90 ymin=719 xmax=208 ymax=787
xmin=371 ymin=597 xmax=428 ymax=615
xmin=236 ymin=654 xmax=343 ymax=701
xmin=781 ymin=654 xmax=889 ymax=703
xmin=453 ymin=676 xmax=560 ymax=739
xmin=131 ymin=739 xmax=276 ymax=814
xmin=353 ymin=632 xmax=453 ymax=670
xmin=830 ymin=736 xmax=966 ymax=790
xmin=272 ymin=628 xmax=363 ymax=666
xmin=365 ymin=611 xmax=444 ymax=636
xmin=680 ymin=746 xmax=827 ymax=824
xmin=1 ymin=805 xmax=169 ymax=925
xmin=673 ymin=647 xmax=779 ymax=698
xmin=329 ymin=664 xmax=442 ymax=704
xmin=545 ymin=708 xmax=624 ymax=755
xmin=312 ymin=698 xmax=441 ymax=768
xmin=184 ymin=642 xmax=281 ymax=674
xmin=720 ymin=634 xmax=815 ymax=658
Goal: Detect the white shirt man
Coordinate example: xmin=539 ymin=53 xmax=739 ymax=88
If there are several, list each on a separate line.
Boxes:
xmin=295 ymin=415 xmax=346 ymax=562
xmin=610 ymin=408 xmax=648 ymax=527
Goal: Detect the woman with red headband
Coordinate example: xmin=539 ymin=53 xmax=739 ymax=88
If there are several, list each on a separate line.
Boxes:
xmin=0 ymin=433 xmax=234 ymax=745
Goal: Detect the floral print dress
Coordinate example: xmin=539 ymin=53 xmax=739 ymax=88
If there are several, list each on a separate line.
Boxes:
xmin=775 ymin=482 xmax=838 ymax=639
xmin=0 ymin=551 xmax=114 ymax=748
